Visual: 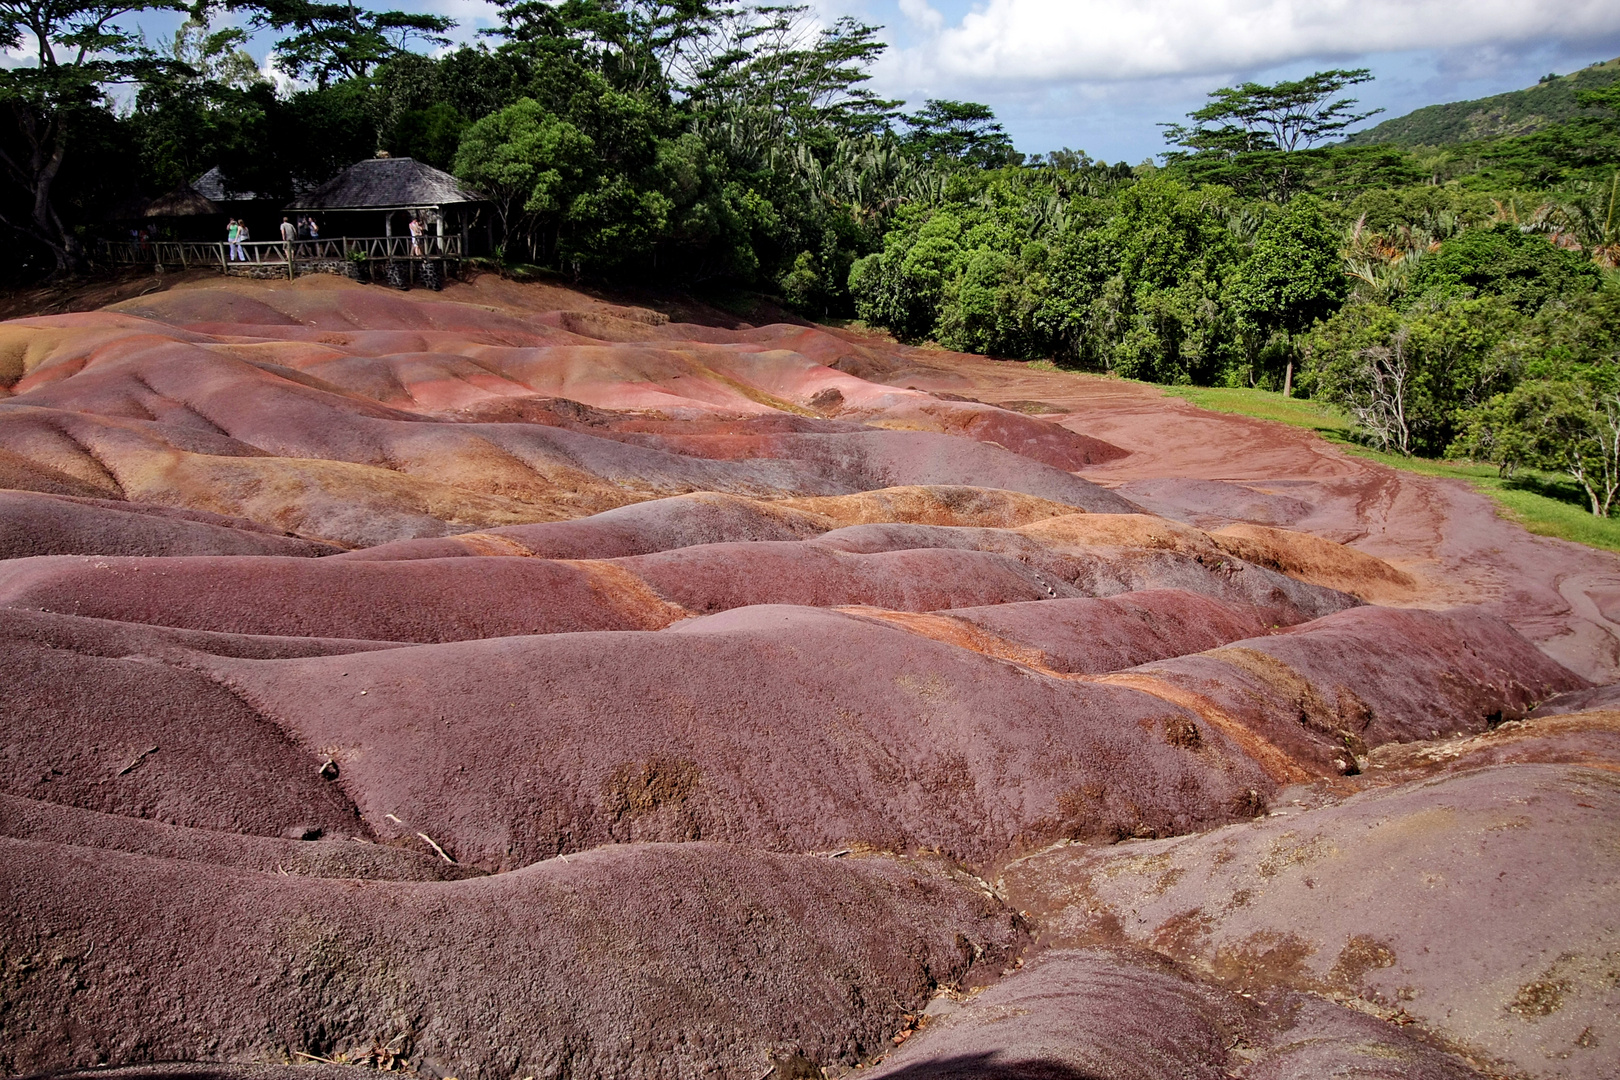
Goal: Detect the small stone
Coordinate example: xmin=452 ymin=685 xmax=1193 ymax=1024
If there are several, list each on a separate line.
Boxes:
xmin=318 ymin=758 xmax=340 ymax=780
xmin=282 ymin=825 xmax=323 ymax=841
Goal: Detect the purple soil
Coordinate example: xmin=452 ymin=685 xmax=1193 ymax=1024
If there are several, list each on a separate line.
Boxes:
xmin=0 ymin=606 xmax=406 ymax=661
xmin=870 ymin=948 xmax=1243 ymax=1080
xmin=1122 ymin=605 xmax=1586 ymax=775
xmin=0 ymin=794 xmax=476 ymax=881
xmin=1 ymin=841 xmax=1021 ymax=1078
xmin=0 ymin=446 xmax=117 ymax=498
xmin=335 ymin=491 xmax=832 ymax=561
xmin=616 ymin=541 xmax=1078 ymax=613
xmin=4 ymin=310 xmax=1136 ymax=536
xmin=36 ymin=1066 xmax=374 ymax=1080
xmin=866 ymin=948 xmax=1484 ymax=1080
xmin=1114 ymin=477 xmax=1315 ymax=528
xmin=0 ymin=630 xmax=363 ymax=838
xmin=0 ymin=553 xmax=686 ymax=641
xmin=807 ymin=522 xmax=1361 ymax=625
xmin=2 ymin=278 xmax=1613 ymax=1080
xmin=188 ymin=605 xmax=1275 ymax=867
xmin=1003 ymin=763 xmax=1620 ymax=1080
xmin=0 ymin=490 xmax=338 ymax=558
xmin=1530 ymin=683 xmax=1620 ymax=716
xmin=941 ymin=590 xmax=1271 ymax=674
xmin=1357 ymin=709 xmax=1620 ymax=780
xmin=0 ymin=530 xmax=1352 ymax=641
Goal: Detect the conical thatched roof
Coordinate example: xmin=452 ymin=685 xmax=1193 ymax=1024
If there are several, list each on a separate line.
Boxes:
xmin=193 ymin=166 xmax=264 ymax=202
xmin=286 ymin=156 xmax=487 ymax=211
xmin=144 ymin=185 xmax=222 ymax=217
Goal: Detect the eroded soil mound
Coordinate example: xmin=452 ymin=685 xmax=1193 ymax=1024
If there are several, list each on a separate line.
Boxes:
xmin=0 ymin=273 xmax=1614 ymax=1080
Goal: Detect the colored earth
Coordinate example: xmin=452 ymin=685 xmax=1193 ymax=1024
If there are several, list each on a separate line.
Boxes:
xmin=1 ymin=272 xmax=1616 ymax=1080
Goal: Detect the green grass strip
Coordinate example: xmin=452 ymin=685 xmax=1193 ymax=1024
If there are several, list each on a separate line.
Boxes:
xmin=1156 ymin=384 xmax=1620 ymax=554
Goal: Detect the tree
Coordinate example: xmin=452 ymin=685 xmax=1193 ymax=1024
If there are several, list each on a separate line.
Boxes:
xmin=1335 ymin=322 xmax=1415 ymax=455
xmin=1453 ymin=378 xmax=1620 ymax=516
xmin=1165 ymin=69 xmax=1381 ymax=153
xmin=1305 ymin=295 xmax=1520 ymax=456
xmin=0 ymin=0 xmax=185 ymax=270
xmin=900 ymin=100 xmax=1020 ymax=168
xmin=222 ymin=0 xmax=455 ymax=89
xmin=1163 ymin=69 xmax=1381 ymax=198
xmin=454 ymin=97 xmax=594 ymax=259
xmin=1231 ymin=198 xmax=1348 ymax=388
xmin=1232 ymin=198 xmax=1348 ymax=336
xmin=168 ymin=17 xmax=264 ymax=90
xmin=1406 ymin=222 xmax=1603 ymax=312
xmin=489 ymin=0 xmax=719 ymax=95
xmin=1033 ymin=176 xmax=1242 ymax=382
xmin=686 ymin=6 xmax=899 ymax=158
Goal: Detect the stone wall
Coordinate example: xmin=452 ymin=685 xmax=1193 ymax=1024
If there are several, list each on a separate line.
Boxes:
xmin=224 ymin=264 xmax=292 ymax=280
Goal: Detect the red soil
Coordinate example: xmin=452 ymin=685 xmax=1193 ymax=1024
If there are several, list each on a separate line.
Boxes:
xmin=0 ymin=272 xmax=1612 ymax=1080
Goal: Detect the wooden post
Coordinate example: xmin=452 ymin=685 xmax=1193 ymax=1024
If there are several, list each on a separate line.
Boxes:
xmin=219 ymin=243 xmax=227 ymax=274
xmin=1283 ymin=360 xmax=1293 ymax=398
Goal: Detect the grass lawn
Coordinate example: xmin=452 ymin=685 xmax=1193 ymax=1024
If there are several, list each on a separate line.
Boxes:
xmin=1156 ymin=384 xmax=1620 ymax=554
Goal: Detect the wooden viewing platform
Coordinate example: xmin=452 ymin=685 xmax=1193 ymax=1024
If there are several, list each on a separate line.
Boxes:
xmin=100 ymin=235 xmax=465 ymax=281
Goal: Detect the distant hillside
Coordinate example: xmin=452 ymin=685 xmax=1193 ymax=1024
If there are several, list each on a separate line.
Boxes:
xmin=1344 ymin=57 xmax=1620 ymax=146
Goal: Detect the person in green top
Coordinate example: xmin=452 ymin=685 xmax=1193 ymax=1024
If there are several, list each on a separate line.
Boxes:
xmin=227 ymin=219 xmax=243 ymax=261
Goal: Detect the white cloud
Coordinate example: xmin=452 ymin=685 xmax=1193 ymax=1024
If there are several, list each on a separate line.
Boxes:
xmin=898 ymin=0 xmax=945 ymax=33
xmin=902 ymin=0 xmax=1620 ymax=84
xmin=415 ymin=0 xmax=501 ymax=36
xmin=259 ymin=50 xmax=304 ymax=96
xmin=3 ymin=40 xmax=40 ymax=68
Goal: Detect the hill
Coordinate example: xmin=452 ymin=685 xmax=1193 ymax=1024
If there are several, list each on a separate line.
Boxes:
xmin=2 ymin=273 xmax=1619 ymax=1079
xmin=1344 ymin=56 xmax=1620 ymax=146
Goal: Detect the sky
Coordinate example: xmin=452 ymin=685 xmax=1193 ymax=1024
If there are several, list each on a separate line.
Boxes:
xmin=9 ymin=0 xmax=1620 ymax=162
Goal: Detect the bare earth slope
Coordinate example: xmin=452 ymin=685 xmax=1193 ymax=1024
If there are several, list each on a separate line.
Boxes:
xmin=0 ymin=273 xmax=1614 ymax=1080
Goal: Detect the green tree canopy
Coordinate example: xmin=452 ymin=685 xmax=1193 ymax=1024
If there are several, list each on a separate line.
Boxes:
xmin=900 ymin=100 xmax=1020 ymax=168
xmin=222 ymin=0 xmax=454 ymax=88
xmin=0 ymin=0 xmax=187 ymax=269
xmin=1452 ymin=375 xmax=1620 ymax=515
xmin=1163 ymin=69 xmax=1382 ymax=199
xmin=1232 ymin=198 xmax=1348 ymax=336
xmin=1406 ymin=222 xmax=1603 ymax=312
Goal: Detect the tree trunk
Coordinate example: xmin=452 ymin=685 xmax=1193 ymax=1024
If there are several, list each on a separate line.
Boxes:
xmin=1 ymin=103 xmax=83 ymax=275
xmin=1282 ymin=360 xmax=1293 ymax=398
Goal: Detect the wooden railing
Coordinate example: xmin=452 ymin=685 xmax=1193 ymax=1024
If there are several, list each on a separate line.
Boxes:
xmin=101 ymin=234 xmax=464 ymax=272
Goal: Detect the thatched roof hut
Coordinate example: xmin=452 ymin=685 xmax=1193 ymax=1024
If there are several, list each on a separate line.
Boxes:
xmin=286 ymin=156 xmax=486 ymax=212
xmin=192 ymin=166 xmax=265 ymax=203
xmin=284 ymin=154 xmax=491 ymax=252
xmin=143 ymin=186 xmax=222 ymax=218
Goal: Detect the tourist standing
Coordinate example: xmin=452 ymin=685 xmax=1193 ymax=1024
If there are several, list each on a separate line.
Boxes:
xmin=227 ymin=219 xmax=242 ymax=261
xmin=409 ymin=215 xmax=424 ymax=257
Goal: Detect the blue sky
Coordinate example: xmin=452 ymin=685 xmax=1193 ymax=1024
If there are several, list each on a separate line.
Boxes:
xmin=17 ymin=0 xmax=1620 ymax=162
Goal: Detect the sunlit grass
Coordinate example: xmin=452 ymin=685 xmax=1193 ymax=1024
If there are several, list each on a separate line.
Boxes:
xmin=1159 ymin=385 xmax=1353 ymax=436
xmin=1156 ymin=384 xmax=1620 ymax=554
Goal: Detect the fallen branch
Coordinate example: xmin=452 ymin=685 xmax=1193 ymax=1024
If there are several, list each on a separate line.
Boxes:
xmin=417 ymin=832 xmax=455 ymax=863
xmin=116 ymin=746 xmax=158 ymax=776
